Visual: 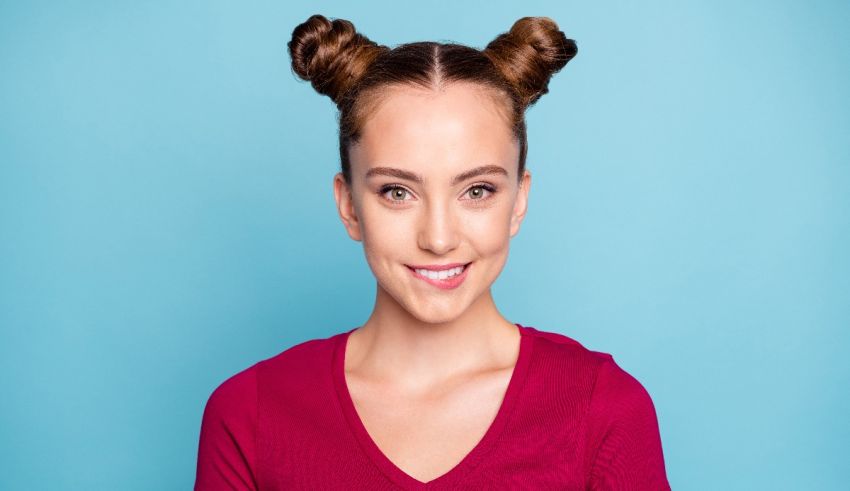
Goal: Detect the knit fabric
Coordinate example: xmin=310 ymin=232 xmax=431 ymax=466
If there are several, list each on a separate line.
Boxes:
xmin=195 ymin=324 xmax=671 ymax=490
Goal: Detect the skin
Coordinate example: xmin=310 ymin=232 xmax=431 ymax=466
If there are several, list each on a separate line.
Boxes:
xmin=332 ymin=81 xmax=532 ymax=482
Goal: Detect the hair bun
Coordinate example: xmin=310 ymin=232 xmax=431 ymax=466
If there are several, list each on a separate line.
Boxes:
xmin=483 ymin=17 xmax=577 ymax=107
xmin=287 ymin=14 xmax=387 ymax=105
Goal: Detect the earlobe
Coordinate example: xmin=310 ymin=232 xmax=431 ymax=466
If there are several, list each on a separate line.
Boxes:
xmin=509 ymin=170 xmax=531 ymax=237
xmin=333 ymin=172 xmax=363 ymax=242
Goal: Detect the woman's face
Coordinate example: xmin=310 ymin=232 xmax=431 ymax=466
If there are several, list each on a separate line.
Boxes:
xmin=334 ymin=82 xmax=531 ymax=324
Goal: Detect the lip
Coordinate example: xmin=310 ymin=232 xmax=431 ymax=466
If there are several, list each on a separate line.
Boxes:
xmin=406 ymin=262 xmax=472 ymax=290
xmin=405 ymin=262 xmax=468 ymax=271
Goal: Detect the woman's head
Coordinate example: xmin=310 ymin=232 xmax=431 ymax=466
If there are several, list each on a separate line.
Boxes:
xmin=287 ymin=15 xmax=576 ymax=324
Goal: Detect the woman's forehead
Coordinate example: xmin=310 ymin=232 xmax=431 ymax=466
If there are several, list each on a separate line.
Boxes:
xmin=350 ymin=83 xmax=518 ymax=178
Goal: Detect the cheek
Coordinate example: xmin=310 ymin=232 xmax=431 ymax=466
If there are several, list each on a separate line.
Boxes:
xmin=358 ymin=203 xmax=413 ymax=264
xmin=462 ymin=204 xmax=514 ymax=254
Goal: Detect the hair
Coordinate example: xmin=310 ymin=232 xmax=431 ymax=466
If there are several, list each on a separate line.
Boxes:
xmin=287 ymin=15 xmax=577 ymax=185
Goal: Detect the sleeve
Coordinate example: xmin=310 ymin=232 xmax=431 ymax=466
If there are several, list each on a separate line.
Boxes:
xmin=585 ymin=356 xmax=671 ymax=491
xmin=194 ymin=365 xmax=259 ymax=491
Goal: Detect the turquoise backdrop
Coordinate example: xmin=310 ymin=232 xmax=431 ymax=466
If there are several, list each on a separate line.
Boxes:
xmin=1 ymin=0 xmax=848 ymax=489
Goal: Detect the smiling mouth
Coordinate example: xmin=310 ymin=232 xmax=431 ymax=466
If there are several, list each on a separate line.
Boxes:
xmin=405 ymin=262 xmax=472 ymax=290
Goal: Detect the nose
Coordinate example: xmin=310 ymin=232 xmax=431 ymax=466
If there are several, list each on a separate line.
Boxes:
xmin=416 ymin=199 xmax=460 ymax=256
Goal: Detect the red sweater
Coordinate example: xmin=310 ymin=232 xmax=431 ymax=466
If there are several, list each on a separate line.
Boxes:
xmin=195 ymin=324 xmax=671 ymax=490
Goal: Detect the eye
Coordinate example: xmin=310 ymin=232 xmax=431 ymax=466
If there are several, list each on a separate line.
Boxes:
xmin=463 ymin=184 xmax=496 ymax=201
xmin=379 ymin=185 xmax=414 ymax=204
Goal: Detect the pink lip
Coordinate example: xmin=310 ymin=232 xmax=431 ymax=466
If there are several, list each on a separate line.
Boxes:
xmin=406 ymin=262 xmax=471 ymax=290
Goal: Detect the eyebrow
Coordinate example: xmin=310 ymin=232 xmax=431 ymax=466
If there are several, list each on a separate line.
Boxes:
xmin=364 ymin=164 xmax=509 ymax=185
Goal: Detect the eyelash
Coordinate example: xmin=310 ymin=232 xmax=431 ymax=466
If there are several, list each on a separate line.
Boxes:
xmin=378 ymin=183 xmax=498 ymax=205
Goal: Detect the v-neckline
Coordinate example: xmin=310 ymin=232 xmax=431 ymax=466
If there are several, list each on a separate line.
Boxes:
xmin=332 ymin=323 xmax=534 ymax=489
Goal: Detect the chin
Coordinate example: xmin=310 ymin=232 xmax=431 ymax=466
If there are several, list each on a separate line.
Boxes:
xmin=376 ymin=280 xmax=467 ymax=324
xmin=372 ymin=267 xmax=485 ymax=325
xmin=401 ymin=296 xmax=471 ymax=325
xmin=410 ymin=308 xmax=460 ymax=325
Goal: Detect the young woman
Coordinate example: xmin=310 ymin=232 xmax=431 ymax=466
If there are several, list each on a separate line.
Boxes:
xmin=195 ymin=14 xmax=670 ymax=490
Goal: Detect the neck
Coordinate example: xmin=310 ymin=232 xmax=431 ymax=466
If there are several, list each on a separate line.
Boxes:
xmin=346 ymin=283 xmax=520 ymax=388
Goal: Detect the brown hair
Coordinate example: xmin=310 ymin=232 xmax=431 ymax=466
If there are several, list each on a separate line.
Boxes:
xmin=287 ymin=14 xmax=577 ymax=185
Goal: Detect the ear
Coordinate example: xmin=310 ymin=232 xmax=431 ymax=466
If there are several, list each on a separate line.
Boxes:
xmin=509 ymin=169 xmax=531 ymax=237
xmin=333 ymin=172 xmax=363 ymax=242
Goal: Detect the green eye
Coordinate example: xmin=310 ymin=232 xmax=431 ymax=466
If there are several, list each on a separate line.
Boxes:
xmin=466 ymin=184 xmax=495 ymax=200
xmin=380 ymin=185 xmax=411 ymax=203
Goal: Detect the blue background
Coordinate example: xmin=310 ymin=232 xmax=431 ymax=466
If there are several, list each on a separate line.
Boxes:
xmin=1 ymin=0 xmax=848 ymax=489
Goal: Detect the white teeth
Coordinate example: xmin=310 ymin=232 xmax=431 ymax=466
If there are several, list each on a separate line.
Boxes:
xmin=415 ymin=265 xmax=465 ymax=280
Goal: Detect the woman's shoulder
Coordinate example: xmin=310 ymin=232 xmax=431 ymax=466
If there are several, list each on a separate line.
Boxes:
xmin=521 ymin=324 xmax=656 ymax=409
xmin=205 ymin=329 xmax=346 ymax=403
xmin=522 ymin=324 xmax=615 ymax=375
xmin=521 ymin=324 xmax=669 ymax=488
xmin=255 ymin=330 xmax=344 ymax=376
